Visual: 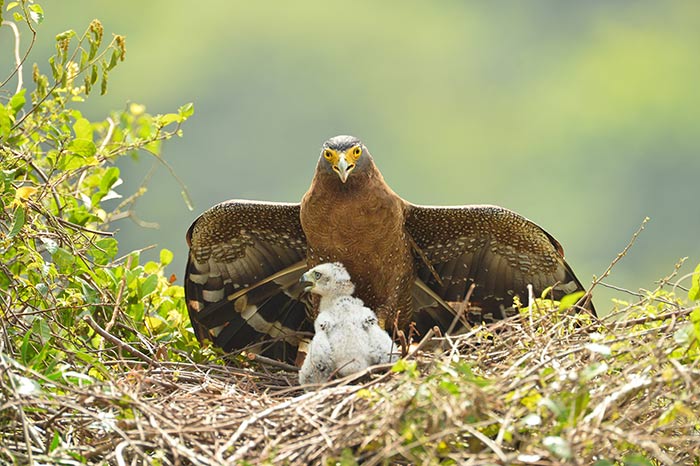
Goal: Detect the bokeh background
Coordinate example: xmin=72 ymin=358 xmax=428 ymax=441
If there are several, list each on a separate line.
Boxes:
xmin=13 ymin=1 xmax=700 ymax=311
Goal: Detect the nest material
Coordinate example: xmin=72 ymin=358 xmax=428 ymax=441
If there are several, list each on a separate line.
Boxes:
xmin=1 ymin=299 xmax=699 ymax=465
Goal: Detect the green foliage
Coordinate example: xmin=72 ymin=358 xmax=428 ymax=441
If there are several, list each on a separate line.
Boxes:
xmin=689 ymin=263 xmax=700 ymax=301
xmin=0 ymin=4 xmax=215 ymax=462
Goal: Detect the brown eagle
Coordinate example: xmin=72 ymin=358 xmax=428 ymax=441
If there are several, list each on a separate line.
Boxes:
xmin=185 ymin=135 xmax=594 ymax=362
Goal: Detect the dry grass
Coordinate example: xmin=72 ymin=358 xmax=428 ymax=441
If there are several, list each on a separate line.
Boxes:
xmin=2 ymin=291 xmax=699 ymax=466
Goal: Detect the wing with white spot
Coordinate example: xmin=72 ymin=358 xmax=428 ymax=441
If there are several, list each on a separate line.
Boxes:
xmin=405 ymin=204 xmax=594 ymax=323
xmin=185 ymin=200 xmax=311 ymax=362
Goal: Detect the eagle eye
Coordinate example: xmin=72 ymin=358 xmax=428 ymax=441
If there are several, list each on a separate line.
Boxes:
xmin=313 ymin=271 xmax=322 ymax=280
xmin=323 ymin=149 xmax=333 ymax=160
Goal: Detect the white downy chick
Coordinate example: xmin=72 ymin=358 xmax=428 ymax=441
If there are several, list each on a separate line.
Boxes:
xmin=298 ymin=262 xmax=397 ymax=386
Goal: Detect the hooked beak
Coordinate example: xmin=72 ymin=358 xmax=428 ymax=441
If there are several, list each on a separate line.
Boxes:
xmin=299 ymin=272 xmax=314 ymax=292
xmin=335 ymin=153 xmax=354 ymax=183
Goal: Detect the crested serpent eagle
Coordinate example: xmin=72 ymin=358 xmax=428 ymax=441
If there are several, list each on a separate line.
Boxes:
xmin=185 ymin=135 xmax=595 ymax=362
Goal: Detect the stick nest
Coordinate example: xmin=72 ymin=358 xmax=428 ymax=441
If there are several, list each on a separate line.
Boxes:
xmin=2 ymin=296 xmax=699 ymax=465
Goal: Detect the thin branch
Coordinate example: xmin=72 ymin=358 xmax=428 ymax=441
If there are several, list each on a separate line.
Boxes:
xmin=445 ymin=282 xmax=476 ymax=336
xmin=99 ymin=116 xmax=116 ymax=151
xmin=55 ymin=216 xmax=114 ymax=236
xmin=103 ymin=255 xmax=132 ymax=338
xmin=0 ymin=21 xmax=24 ymax=94
xmin=83 ymin=314 xmax=159 ymax=367
xmin=580 ymin=217 xmax=649 ymax=307
xmin=246 ymin=352 xmax=299 ymax=372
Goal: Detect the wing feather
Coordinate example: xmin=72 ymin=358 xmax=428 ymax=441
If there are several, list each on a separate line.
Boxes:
xmin=405 ymin=203 xmax=595 ymax=325
xmin=185 ymin=200 xmax=310 ymax=362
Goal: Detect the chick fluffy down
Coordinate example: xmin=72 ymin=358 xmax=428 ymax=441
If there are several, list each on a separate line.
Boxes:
xmin=299 ymin=296 xmax=397 ymax=385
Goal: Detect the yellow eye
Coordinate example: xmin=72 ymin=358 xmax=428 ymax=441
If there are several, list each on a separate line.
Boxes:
xmin=347 ymin=145 xmax=362 ymax=162
xmin=323 ymin=149 xmax=334 ymax=160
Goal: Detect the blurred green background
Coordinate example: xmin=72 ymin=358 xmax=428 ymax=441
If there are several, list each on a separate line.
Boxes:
xmin=14 ymin=1 xmax=700 ymax=310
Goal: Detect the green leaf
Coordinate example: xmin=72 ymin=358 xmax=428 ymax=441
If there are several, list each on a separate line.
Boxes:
xmin=91 ymin=238 xmax=118 ymax=265
xmin=73 ymin=118 xmax=93 ymax=141
xmin=49 ymin=431 xmax=61 ymax=453
xmin=67 ymin=452 xmax=87 ymax=463
xmin=623 ymin=454 xmax=654 ymax=466
xmin=129 ymin=302 xmax=145 ymax=321
xmin=439 ymin=380 xmax=460 ymax=395
xmin=31 ymin=336 xmax=52 ymax=368
xmin=160 ymin=248 xmax=174 ymax=267
xmin=80 ymin=49 xmax=89 ymax=69
xmin=673 ymin=324 xmax=694 ymax=346
xmin=9 ymin=89 xmax=26 ymax=116
xmin=391 ymin=359 xmax=417 ymax=375
xmin=559 ymin=291 xmax=585 ymax=311
xmin=6 ymin=2 xmax=19 ymax=11
xmin=99 ymin=166 xmax=120 ymax=193
xmin=140 ymin=274 xmax=159 ymax=298
xmin=100 ymin=67 xmax=108 ymax=95
xmin=107 ymin=49 xmax=119 ymax=70
xmin=334 ymin=448 xmax=359 ymax=466
xmin=8 ymin=206 xmax=26 ymax=238
xmin=690 ymin=307 xmax=700 ymax=341
xmin=688 ymin=263 xmax=700 ymax=301
xmin=28 ymin=4 xmax=43 ymax=23
xmin=0 ymin=105 xmax=11 ymax=140
xmin=67 ymin=138 xmax=97 ymax=158
xmin=59 ymin=154 xmax=88 ymax=171
xmin=20 ymin=330 xmax=36 ymax=364
xmin=52 ymin=247 xmax=76 ymax=272
xmin=144 ymin=261 xmax=160 ymax=275
xmin=160 ymin=113 xmax=180 ymax=126
xmin=594 ymin=460 xmax=615 ymax=466
xmin=91 ymin=63 xmax=98 ymax=84
xmin=88 ymin=35 xmax=99 ymax=60
xmin=178 ymin=102 xmax=194 ymax=119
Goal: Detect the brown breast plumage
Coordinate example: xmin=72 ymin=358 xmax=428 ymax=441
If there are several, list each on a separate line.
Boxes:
xmin=300 ymin=161 xmax=415 ymax=330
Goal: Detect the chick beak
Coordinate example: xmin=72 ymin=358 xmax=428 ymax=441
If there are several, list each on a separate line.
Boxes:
xmin=299 ymin=272 xmax=314 ymax=292
xmin=336 ymin=154 xmax=353 ymax=183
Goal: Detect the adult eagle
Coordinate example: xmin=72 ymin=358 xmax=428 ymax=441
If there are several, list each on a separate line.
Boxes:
xmin=185 ymin=135 xmax=594 ymax=362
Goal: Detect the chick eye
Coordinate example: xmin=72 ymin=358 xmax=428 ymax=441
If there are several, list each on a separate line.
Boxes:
xmin=323 ymin=149 xmax=333 ymax=160
xmin=313 ymin=271 xmax=322 ymax=279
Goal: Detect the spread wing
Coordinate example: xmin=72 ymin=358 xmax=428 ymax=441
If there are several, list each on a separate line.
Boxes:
xmin=405 ymin=204 xmax=594 ymax=326
xmin=185 ymin=200 xmax=312 ymax=362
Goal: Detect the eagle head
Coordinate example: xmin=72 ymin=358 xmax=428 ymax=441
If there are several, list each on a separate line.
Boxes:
xmin=319 ymin=135 xmax=367 ymax=183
